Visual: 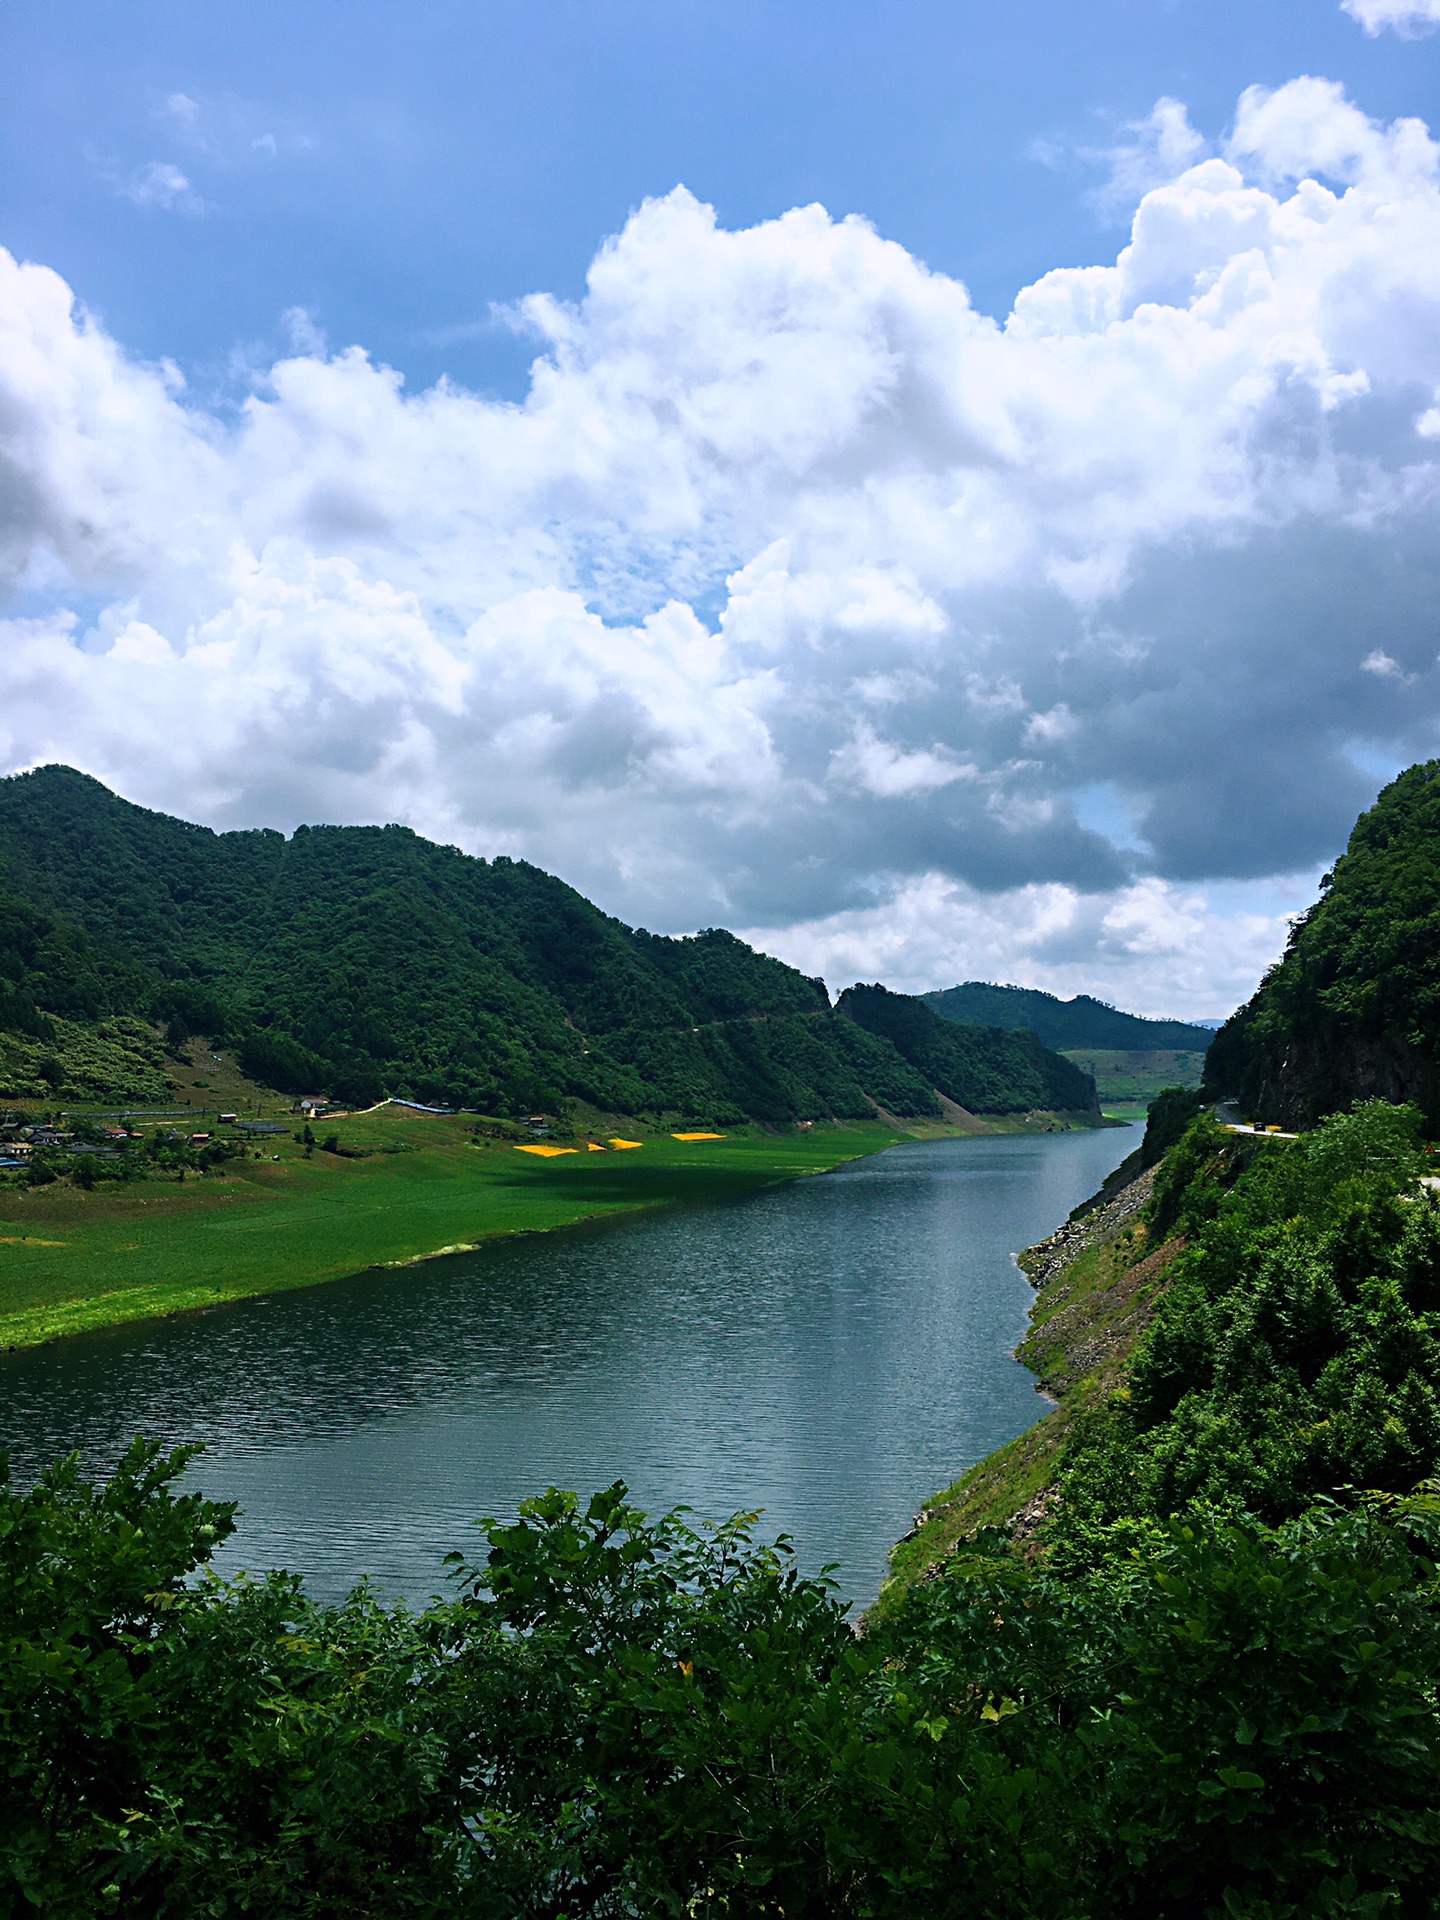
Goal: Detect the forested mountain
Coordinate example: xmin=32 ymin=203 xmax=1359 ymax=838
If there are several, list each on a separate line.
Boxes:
xmin=1205 ymin=759 xmax=1440 ymax=1127
xmin=838 ymin=983 xmax=1097 ymax=1116
xmin=0 ymin=767 xmax=1094 ymax=1123
xmin=923 ymin=980 xmax=1214 ymax=1051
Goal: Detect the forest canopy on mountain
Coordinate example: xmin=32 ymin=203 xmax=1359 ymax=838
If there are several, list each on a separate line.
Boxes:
xmin=0 ymin=767 xmax=1094 ymax=1123
xmin=924 ymin=980 xmax=1214 ymax=1052
xmin=1206 ymin=760 xmax=1440 ymax=1127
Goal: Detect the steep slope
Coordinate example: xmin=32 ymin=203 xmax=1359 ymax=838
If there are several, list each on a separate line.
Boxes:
xmin=923 ymin=980 xmax=1213 ymax=1052
xmin=886 ymin=1096 xmax=1440 ymax=1610
xmin=882 ymin=1162 xmax=1176 ymax=1607
xmin=835 ymin=982 xmax=1099 ymax=1116
xmin=0 ymin=768 xmax=954 ymax=1122
xmin=1204 ymin=759 xmax=1440 ymax=1127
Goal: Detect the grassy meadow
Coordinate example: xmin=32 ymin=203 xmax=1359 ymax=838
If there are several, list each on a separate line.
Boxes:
xmin=1060 ymin=1046 xmax=1206 ymax=1120
xmin=0 ymin=1106 xmax=911 ymax=1350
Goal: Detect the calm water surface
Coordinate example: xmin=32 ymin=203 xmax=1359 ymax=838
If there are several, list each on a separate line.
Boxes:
xmin=1 ymin=1127 xmax=1134 ymax=1607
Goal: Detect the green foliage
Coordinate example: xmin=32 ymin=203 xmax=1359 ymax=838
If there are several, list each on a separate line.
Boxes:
xmin=924 ymin=980 xmax=1215 ymax=1052
xmin=237 ymin=1027 xmax=329 ymax=1098
xmin=1206 ymin=760 xmax=1440 ymax=1124
xmin=141 ymin=1130 xmax=244 ymax=1177
xmin=4 ymin=1448 xmax=1438 ymax=1916
xmin=0 ymin=1440 xmax=238 ymax=1911
xmin=838 ymin=981 xmax=1098 ymax=1114
xmin=0 ymin=1014 xmax=170 ymax=1104
xmin=0 ymin=887 xmax=155 ymax=1032
xmin=1140 ymin=1083 xmax=1208 ymax=1171
xmin=1056 ymin=1103 xmax=1440 ymax=1547
xmin=0 ymin=768 xmax=962 ymax=1121
xmin=877 ymin=1495 xmax=1440 ymax=1919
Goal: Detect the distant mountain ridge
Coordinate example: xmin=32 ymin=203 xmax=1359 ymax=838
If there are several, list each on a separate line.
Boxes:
xmin=1205 ymin=760 xmax=1440 ymax=1128
xmin=838 ymin=985 xmax=1097 ymax=1117
xmin=922 ymin=982 xmax=1215 ymax=1053
xmin=0 ymin=767 xmax=1097 ymax=1126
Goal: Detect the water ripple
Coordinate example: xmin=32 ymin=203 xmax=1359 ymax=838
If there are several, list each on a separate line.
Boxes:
xmin=1 ymin=1128 xmax=1134 ymax=1608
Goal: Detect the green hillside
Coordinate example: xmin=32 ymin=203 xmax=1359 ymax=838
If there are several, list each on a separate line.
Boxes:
xmin=1060 ymin=1046 xmax=1207 ymax=1114
xmin=836 ymin=983 xmax=1098 ymax=1116
xmin=923 ymin=980 xmax=1214 ymax=1052
xmin=0 ymin=768 xmax=1091 ymax=1125
xmin=1205 ymin=760 xmax=1440 ymax=1127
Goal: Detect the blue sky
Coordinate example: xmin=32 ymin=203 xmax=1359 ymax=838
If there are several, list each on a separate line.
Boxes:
xmin=2 ymin=0 xmax=1440 ymax=1017
xmin=3 ymin=0 xmax=1433 ymax=397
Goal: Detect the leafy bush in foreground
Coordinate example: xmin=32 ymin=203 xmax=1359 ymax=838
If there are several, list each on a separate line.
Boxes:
xmin=4 ymin=1440 xmax=1439 ymax=1917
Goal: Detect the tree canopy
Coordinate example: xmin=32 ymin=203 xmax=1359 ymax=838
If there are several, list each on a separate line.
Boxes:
xmin=0 ymin=767 xmax=1093 ymax=1122
xmin=1206 ymin=760 xmax=1440 ymax=1125
xmin=924 ymin=980 xmax=1214 ymax=1052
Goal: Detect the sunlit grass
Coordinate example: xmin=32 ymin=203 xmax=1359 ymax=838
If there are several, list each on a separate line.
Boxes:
xmin=0 ymin=1112 xmax=907 ymax=1350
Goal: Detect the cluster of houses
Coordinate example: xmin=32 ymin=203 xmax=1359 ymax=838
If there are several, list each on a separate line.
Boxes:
xmin=0 ymin=1095 xmax=337 ymax=1172
xmin=0 ymin=1119 xmax=136 ymax=1169
xmin=0 ymin=1112 xmax=246 ymax=1169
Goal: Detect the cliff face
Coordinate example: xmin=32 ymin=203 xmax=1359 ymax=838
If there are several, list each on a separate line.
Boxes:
xmin=1204 ymin=760 xmax=1440 ymax=1128
xmin=1211 ymin=1017 xmax=1440 ymax=1132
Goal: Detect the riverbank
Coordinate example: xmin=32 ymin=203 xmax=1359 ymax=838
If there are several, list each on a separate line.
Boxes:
xmin=0 ymin=1095 xmax=1117 ymax=1351
xmin=2 ymin=1102 xmax=994 ymax=1350
xmin=876 ymin=1156 xmax=1180 ymax=1613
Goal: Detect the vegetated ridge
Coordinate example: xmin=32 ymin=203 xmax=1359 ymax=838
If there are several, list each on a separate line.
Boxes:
xmin=923 ymin=979 xmax=1214 ymax=1052
xmin=0 ymin=766 xmax=1096 ymax=1126
xmin=1205 ymin=757 xmax=1440 ymax=1128
xmin=837 ymin=982 xmax=1096 ymax=1117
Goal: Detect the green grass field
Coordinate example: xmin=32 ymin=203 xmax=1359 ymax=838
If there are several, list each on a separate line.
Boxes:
xmin=1061 ymin=1047 xmax=1206 ymax=1110
xmin=0 ymin=1109 xmax=910 ymax=1349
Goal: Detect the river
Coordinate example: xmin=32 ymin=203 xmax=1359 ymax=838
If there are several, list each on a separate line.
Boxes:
xmin=0 ymin=1125 xmax=1134 ymax=1608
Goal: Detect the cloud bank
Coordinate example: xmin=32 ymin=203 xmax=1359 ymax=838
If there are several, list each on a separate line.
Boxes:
xmin=4 ymin=76 xmax=1440 ymax=1016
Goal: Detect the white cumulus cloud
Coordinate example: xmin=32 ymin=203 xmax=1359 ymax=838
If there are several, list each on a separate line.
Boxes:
xmin=739 ymin=872 xmax=1311 ymax=1022
xmin=5 ymin=75 xmax=1440 ymax=1015
xmin=1342 ymin=0 xmax=1440 ymax=37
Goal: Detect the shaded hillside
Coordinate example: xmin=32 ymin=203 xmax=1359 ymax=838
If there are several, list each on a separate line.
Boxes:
xmin=923 ymin=981 xmax=1213 ymax=1052
xmin=0 ymin=769 xmax=1108 ymax=1123
xmin=1205 ymin=760 xmax=1440 ymax=1127
xmin=836 ymin=982 xmax=1098 ymax=1116
xmin=0 ymin=767 xmax=954 ymax=1122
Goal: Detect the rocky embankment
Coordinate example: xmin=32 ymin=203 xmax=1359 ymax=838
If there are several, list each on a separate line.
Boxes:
xmin=876 ymin=1162 xmax=1181 ymax=1614
xmin=1016 ymin=1165 xmax=1153 ymax=1290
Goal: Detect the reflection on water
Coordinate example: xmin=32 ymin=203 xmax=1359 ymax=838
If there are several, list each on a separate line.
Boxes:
xmin=1 ymin=1127 xmax=1134 ymax=1607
